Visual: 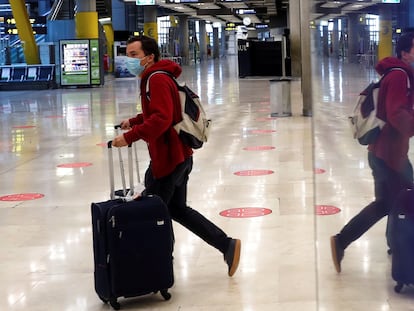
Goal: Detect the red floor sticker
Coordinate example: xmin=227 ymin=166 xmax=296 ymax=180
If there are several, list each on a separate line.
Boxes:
xmin=250 ymin=129 xmax=276 ymax=134
xmin=315 ymin=205 xmax=341 ymax=215
xmin=256 ymin=117 xmax=277 ymax=121
xmin=243 ymin=146 xmax=275 ymax=151
xmin=0 ymin=193 xmax=44 ymax=201
xmin=220 ymin=208 xmax=272 ymax=218
xmin=12 ymin=125 xmax=36 ymax=129
xmin=96 ymin=142 xmax=106 ymax=147
xmin=57 ymin=162 xmax=93 ymax=168
xmin=234 ymin=170 xmax=274 ymax=176
xmin=314 ymin=168 xmax=326 ymax=174
xmin=71 ymin=107 xmax=89 ymax=111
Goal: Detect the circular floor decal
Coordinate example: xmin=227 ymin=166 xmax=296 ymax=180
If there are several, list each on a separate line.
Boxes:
xmin=12 ymin=125 xmax=36 ymax=129
xmin=57 ymin=162 xmax=93 ymax=168
xmin=250 ymin=129 xmax=276 ymax=134
xmin=45 ymin=115 xmax=64 ymax=119
xmin=234 ymin=170 xmax=274 ymax=176
xmin=315 ymin=205 xmax=341 ymax=215
xmin=220 ymin=208 xmax=272 ymax=218
xmin=255 ymin=117 xmax=277 ymax=121
xmin=314 ymin=168 xmax=326 ymax=174
xmin=0 ymin=193 xmax=44 ymax=201
xmin=243 ymin=146 xmax=275 ymax=151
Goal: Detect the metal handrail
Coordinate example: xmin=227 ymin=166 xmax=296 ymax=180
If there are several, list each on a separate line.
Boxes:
xmin=47 ymin=0 xmax=65 ymax=21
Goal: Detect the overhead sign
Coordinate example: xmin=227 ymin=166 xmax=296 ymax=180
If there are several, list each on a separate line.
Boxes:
xmin=136 ymin=0 xmax=155 ymax=4
xmin=166 ymin=0 xmax=214 ymax=3
xmin=225 ymin=22 xmax=237 ymax=30
xmin=5 ymin=26 xmax=47 ymax=35
xmin=197 ymin=8 xmax=232 ymax=15
xmin=235 ymin=8 xmax=267 ymax=15
xmin=0 ymin=16 xmax=46 ymax=25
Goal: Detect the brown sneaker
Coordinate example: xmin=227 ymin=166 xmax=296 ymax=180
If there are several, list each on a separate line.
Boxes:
xmin=224 ymin=239 xmax=241 ymax=277
xmin=330 ymin=235 xmax=344 ymax=273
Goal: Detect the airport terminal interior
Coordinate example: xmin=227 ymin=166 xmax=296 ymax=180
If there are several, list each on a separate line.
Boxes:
xmin=2 ymin=0 xmax=414 ymax=311
xmin=2 ymin=55 xmax=414 ymax=311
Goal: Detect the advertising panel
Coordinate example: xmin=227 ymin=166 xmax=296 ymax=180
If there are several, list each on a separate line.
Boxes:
xmin=60 ymin=39 xmax=90 ymax=86
xmin=90 ymin=39 xmax=101 ymax=85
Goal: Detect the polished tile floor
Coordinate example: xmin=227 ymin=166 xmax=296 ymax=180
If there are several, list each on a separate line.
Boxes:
xmin=0 ymin=54 xmax=412 ymax=311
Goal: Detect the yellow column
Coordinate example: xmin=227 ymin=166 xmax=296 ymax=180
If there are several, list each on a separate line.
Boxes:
xmin=144 ymin=22 xmax=158 ymax=40
xmin=103 ymin=24 xmax=114 ymax=72
xmin=9 ymin=0 xmax=40 ymax=64
xmin=75 ymin=12 xmax=99 ymax=39
xmin=378 ymin=6 xmax=393 ymax=61
xmin=144 ymin=6 xmax=158 ymax=41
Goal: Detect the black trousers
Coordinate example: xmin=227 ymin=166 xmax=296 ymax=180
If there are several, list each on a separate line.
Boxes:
xmin=338 ymin=152 xmax=413 ymax=249
xmin=143 ymin=156 xmax=230 ymax=254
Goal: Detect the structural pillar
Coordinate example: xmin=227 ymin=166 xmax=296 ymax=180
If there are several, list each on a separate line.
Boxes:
xmin=9 ymin=0 xmax=40 ymax=64
xmin=38 ymin=0 xmax=51 ymax=16
xmin=331 ymin=19 xmax=339 ymax=58
xmin=300 ymin=0 xmax=312 ymax=116
xmin=103 ymin=23 xmax=114 ymax=72
xmin=347 ymin=13 xmax=360 ymax=63
xmin=221 ymin=26 xmax=227 ymax=57
xmin=322 ymin=26 xmax=329 ymax=57
xmin=289 ymin=0 xmax=300 ymax=77
xmin=378 ymin=5 xmax=393 ymax=61
xmin=212 ymin=26 xmax=219 ymax=59
xmin=144 ymin=6 xmax=158 ymax=40
xmin=111 ymin=0 xmax=126 ymax=31
xmin=75 ymin=0 xmax=98 ymax=39
xmin=290 ymin=0 xmax=312 ymax=116
xmin=199 ymin=20 xmax=207 ymax=61
xmin=178 ymin=15 xmax=189 ymax=64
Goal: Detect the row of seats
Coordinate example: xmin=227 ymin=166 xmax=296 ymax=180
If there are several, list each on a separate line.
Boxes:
xmin=0 ymin=65 xmax=56 ymax=90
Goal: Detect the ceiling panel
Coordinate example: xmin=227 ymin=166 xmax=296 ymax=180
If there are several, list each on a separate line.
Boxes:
xmin=312 ymin=0 xmax=386 ymax=21
xmin=130 ymin=0 xmax=279 ymax=26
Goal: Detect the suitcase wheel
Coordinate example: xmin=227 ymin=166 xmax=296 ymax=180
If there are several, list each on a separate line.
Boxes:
xmin=394 ymin=283 xmax=403 ymax=293
xmin=160 ymin=289 xmax=171 ymax=301
xmin=110 ymin=299 xmax=121 ymax=310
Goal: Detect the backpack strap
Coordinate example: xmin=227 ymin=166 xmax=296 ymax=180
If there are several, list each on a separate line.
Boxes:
xmin=382 ymin=67 xmax=411 ymax=92
xmin=145 ymin=70 xmax=176 ymax=101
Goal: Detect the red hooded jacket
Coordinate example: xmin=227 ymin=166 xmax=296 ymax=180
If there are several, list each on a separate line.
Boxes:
xmin=370 ymin=57 xmax=414 ymax=171
xmin=123 ymin=59 xmax=193 ymax=178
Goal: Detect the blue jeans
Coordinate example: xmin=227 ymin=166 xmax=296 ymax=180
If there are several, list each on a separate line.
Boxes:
xmin=143 ymin=156 xmax=231 ymax=254
xmin=337 ymin=152 xmax=413 ymax=249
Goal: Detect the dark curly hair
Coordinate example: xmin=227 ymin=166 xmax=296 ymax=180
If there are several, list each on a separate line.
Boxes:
xmin=126 ymin=35 xmax=160 ymax=62
xmin=396 ymin=32 xmax=414 ymax=59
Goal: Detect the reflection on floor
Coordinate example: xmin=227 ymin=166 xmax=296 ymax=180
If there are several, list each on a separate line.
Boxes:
xmin=314 ymin=57 xmax=414 ymax=310
xmin=0 ymin=55 xmax=412 ymax=311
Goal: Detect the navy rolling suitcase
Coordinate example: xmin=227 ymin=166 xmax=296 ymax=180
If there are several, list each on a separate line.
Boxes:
xmin=91 ymin=138 xmax=174 ymax=310
xmin=388 ymin=188 xmax=414 ymax=293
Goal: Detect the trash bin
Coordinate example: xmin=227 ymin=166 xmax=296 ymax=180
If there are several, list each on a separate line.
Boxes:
xmin=270 ymin=77 xmax=292 ymax=117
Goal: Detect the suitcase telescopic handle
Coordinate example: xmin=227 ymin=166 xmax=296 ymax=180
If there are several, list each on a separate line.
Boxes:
xmin=108 ymin=126 xmax=136 ymax=200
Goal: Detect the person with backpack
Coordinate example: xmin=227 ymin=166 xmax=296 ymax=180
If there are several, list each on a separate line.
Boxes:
xmin=331 ymin=32 xmax=414 ymax=273
xmin=111 ymin=35 xmax=241 ymax=277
